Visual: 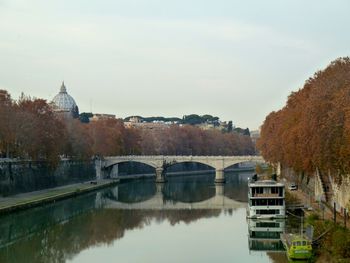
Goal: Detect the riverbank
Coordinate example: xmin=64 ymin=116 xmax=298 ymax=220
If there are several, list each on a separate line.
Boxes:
xmin=286 ymin=188 xmax=350 ymax=262
xmin=0 ymin=159 xmax=96 ymax=197
xmin=0 ymin=179 xmax=119 ymax=215
xmin=306 ymin=213 xmax=350 ymax=262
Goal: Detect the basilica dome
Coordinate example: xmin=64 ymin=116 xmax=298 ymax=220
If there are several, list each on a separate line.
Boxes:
xmin=52 ymin=82 xmax=77 ymax=111
xmin=51 ymin=82 xmax=79 ymax=117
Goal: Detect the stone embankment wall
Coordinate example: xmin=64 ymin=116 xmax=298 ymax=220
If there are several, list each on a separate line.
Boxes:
xmin=282 ymin=166 xmax=350 ymax=213
xmin=281 ymin=167 xmax=315 ymax=196
xmin=0 ymin=159 xmax=96 ymax=197
xmin=329 ymin=175 xmax=350 ymax=213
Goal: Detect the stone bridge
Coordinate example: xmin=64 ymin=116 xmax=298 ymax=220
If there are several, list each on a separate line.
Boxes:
xmin=97 ymin=155 xmax=265 ymax=183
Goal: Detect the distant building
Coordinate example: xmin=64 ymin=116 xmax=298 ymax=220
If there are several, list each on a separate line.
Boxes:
xmin=129 ymin=116 xmax=142 ymax=123
xmin=124 ymin=121 xmax=169 ymax=130
xmin=250 ymin=130 xmax=260 ymax=143
xmin=196 ymin=123 xmax=216 ymax=130
xmin=196 ymin=121 xmax=228 ymax=131
xmin=51 ymin=82 xmax=79 ymax=118
xmin=89 ymin=113 xmax=116 ymax=122
xmin=124 ymin=116 xmax=168 ymax=129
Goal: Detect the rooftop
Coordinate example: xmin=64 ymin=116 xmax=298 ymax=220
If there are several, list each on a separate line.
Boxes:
xmin=248 ymin=180 xmax=284 ymax=187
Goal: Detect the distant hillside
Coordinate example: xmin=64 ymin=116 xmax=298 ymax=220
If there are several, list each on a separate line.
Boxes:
xmin=124 ymin=114 xmax=220 ymax=125
xmin=124 ymin=114 xmax=251 ymax=135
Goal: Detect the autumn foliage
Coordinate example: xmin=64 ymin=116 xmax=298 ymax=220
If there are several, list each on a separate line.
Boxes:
xmin=0 ymin=92 xmax=65 ymax=165
xmin=0 ymin=91 xmax=254 ymax=164
xmin=139 ymin=125 xmax=254 ymax=155
xmin=257 ymin=57 xmax=350 ymax=176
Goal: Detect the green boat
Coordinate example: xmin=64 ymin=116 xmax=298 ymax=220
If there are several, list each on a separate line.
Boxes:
xmin=280 ymin=233 xmax=312 ymax=260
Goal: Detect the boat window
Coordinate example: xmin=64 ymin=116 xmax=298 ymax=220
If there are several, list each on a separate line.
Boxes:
xmin=256 ymin=209 xmax=278 ymax=215
xmin=256 ymin=222 xmax=279 ymax=228
xmin=302 ymin=241 xmax=307 ymax=246
xmin=256 ymin=187 xmax=263 ymax=194
xmin=293 ymin=242 xmax=297 ymax=246
xmin=279 ymin=187 xmax=283 ymax=197
xmin=271 ymin=187 xmax=277 ymax=194
xmin=296 ymin=241 xmax=301 ymax=246
xmin=254 ymin=199 xmax=284 ymax=207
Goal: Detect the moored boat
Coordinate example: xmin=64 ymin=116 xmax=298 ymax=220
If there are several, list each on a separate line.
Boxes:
xmin=280 ymin=233 xmax=312 ymax=260
xmin=247 ymin=178 xmax=286 ymax=219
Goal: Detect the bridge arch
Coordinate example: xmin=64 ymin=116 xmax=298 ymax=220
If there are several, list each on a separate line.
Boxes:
xmin=105 ymin=160 xmax=158 ymax=169
xmin=100 ymin=155 xmax=265 ymax=184
xmin=223 ymin=160 xmax=263 ymax=171
xmin=103 ymin=160 xmax=158 ymax=179
xmin=165 ymin=160 xmax=215 ymax=171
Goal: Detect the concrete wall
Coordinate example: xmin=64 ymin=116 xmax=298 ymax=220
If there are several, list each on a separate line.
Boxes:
xmin=282 ymin=166 xmax=350 ymax=212
xmin=0 ymin=160 xmax=96 ymax=197
xmin=281 ymin=167 xmax=315 ymax=196
xmin=329 ymin=174 xmax=350 ymax=213
xmin=314 ymin=169 xmax=326 ymax=202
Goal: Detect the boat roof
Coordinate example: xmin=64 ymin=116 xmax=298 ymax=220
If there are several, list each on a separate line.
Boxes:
xmin=281 ymin=233 xmax=311 ymax=245
xmin=249 ymin=180 xmax=284 ymax=187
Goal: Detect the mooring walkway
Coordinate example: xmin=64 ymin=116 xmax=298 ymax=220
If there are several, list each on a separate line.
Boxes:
xmin=288 ymin=188 xmax=349 ymax=229
xmin=0 ymin=179 xmax=119 ymax=215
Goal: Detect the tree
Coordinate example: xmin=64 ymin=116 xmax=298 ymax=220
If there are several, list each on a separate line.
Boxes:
xmin=255 ymin=164 xmax=264 ymax=175
xmin=16 ymin=96 xmax=65 ymax=166
xmin=63 ymin=119 xmax=93 ymax=159
xmin=71 ymin=105 xmax=79 ymax=119
xmin=257 ymin=57 xmax=350 ymax=179
xmin=79 ymin=112 xmax=93 ymax=123
xmin=227 ymin=121 xmax=233 ymax=132
xmin=0 ymin=90 xmax=15 ymax=157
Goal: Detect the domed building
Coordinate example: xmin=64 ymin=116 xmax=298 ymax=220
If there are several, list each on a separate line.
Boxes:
xmin=51 ymin=82 xmax=79 ymax=118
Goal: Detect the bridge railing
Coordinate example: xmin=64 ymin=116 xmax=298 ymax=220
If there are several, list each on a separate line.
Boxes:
xmin=103 ymin=155 xmax=264 ymax=159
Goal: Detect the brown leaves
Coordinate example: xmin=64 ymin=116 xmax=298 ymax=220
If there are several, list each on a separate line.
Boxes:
xmin=258 ymin=57 xmax=350 ymax=176
xmin=1 ymin=89 xmax=254 ymax=161
xmin=0 ymin=93 xmax=65 ymax=166
xmin=138 ymin=125 xmax=255 ymax=156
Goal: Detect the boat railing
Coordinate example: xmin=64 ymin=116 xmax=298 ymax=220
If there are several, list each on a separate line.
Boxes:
xmin=252 ymin=193 xmax=281 ymax=198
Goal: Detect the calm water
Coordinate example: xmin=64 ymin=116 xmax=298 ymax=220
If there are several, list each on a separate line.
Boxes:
xmin=0 ymin=172 xmax=291 ymax=263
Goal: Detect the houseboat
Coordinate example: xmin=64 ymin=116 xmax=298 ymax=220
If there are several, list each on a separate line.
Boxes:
xmin=247 ymin=179 xmax=286 ymax=219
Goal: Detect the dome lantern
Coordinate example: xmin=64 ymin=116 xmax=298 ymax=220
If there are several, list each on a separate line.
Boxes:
xmin=60 ymin=81 xmax=67 ymax=93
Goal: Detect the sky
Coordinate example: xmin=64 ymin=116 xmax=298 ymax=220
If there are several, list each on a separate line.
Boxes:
xmin=0 ymin=0 xmax=349 ymax=130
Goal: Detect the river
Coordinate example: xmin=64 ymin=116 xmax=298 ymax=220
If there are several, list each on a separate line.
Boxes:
xmin=0 ymin=172 xmax=294 ymax=263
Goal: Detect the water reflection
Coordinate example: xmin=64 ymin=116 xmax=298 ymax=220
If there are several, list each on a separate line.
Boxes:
xmin=0 ymin=172 xmax=291 ymax=263
xmin=163 ymin=175 xmax=215 ymax=203
xmin=248 ymin=219 xmax=286 ymax=252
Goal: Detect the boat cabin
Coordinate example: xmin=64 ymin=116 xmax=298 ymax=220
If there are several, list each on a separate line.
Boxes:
xmin=248 ymin=180 xmax=286 ymax=219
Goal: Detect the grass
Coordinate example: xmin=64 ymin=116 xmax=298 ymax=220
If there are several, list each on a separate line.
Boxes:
xmin=285 ymin=191 xmax=350 ymax=262
xmin=306 ymin=213 xmax=350 ymax=262
xmin=285 ymin=190 xmax=301 ymax=205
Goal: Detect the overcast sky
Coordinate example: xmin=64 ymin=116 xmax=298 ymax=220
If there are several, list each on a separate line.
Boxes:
xmin=0 ymin=0 xmax=349 ymax=129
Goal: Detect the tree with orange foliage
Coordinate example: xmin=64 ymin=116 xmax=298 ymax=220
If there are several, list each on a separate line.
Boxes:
xmin=258 ymin=57 xmax=350 ymax=179
xmin=89 ymin=119 xmax=125 ymax=156
xmin=16 ymin=95 xmax=66 ymax=166
xmin=0 ymin=90 xmax=16 ymax=157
